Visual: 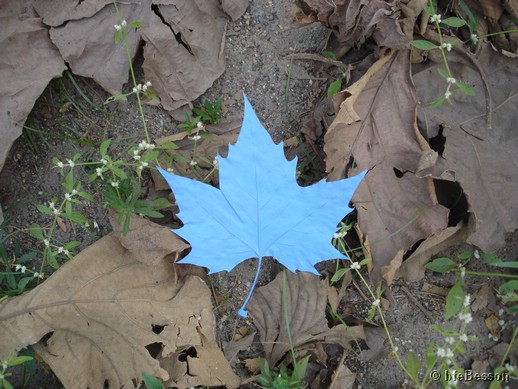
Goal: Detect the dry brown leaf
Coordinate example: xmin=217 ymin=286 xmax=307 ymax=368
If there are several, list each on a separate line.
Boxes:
xmin=223 ymin=331 xmax=256 ymax=365
xmin=247 ymin=271 xmax=363 ymax=366
xmin=471 ymin=284 xmax=498 ymax=313
xmin=353 ymin=162 xmax=449 ymax=282
xmin=221 ymin=0 xmax=249 ymax=21
xmin=295 ymin=0 xmax=407 ymax=48
xmin=110 ymin=211 xmax=189 ymax=265
xmin=421 ymin=282 xmax=449 ymax=297
xmin=0 ymin=1 xmax=66 ymax=169
xmin=325 ymin=51 xmax=424 ymax=178
xmin=32 ymin=0 xmax=111 ymax=26
xmin=161 ymin=339 xmax=240 ymax=388
xmin=48 ymin=2 xmax=147 ymax=95
xmin=329 ymin=362 xmax=356 ymax=389
xmin=0 ymin=232 xmax=235 ymax=388
xmin=359 ymin=326 xmax=387 ymax=361
xmin=397 ymin=223 xmax=469 ymax=282
xmin=413 ymin=42 xmax=518 ymax=252
xmin=141 ymin=2 xmax=228 ymax=113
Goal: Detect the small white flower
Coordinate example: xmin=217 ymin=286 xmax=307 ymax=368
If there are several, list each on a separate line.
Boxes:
xmin=67 ymin=159 xmax=75 ymax=168
xmin=188 ymin=135 xmax=202 ymax=141
xmin=64 ymin=249 xmax=70 ymax=256
xmin=436 ymin=347 xmax=446 ymax=358
xmin=372 ymin=298 xmax=381 ymax=308
xmin=430 ymin=14 xmax=442 ymax=24
xmin=111 ymin=181 xmax=119 ymax=188
xmin=145 ymin=81 xmax=152 ymax=87
xmin=458 ymin=312 xmax=473 ymax=323
xmin=71 ymin=189 xmax=78 ymax=195
xmin=121 ymin=20 xmax=127 ymax=28
xmin=441 ymin=42 xmax=452 ymax=51
xmin=114 ymin=24 xmax=122 ymax=31
xmin=459 ymin=334 xmax=468 ymax=342
xmin=57 ymin=161 xmax=64 ymax=168
xmin=446 ymin=77 xmax=456 ymax=84
xmin=140 ymin=161 xmax=149 ymax=168
xmin=132 ymin=87 xmax=138 ymax=93
xmin=138 ymin=140 xmax=148 ymax=150
xmin=167 ymin=167 xmax=174 ymax=173
xmin=446 ymin=336 xmax=455 ymax=344
xmin=64 ymin=193 xmax=71 ymax=201
xmin=445 ymin=90 xmax=452 ymax=99
xmin=21 ymin=265 xmax=27 ymax=273
xmin=189 ymin=159 xmax=198 ymax=166
xmin=474 ymin=250 xmax=480 ymax=259
xmin=33 ymin=272 xmax=40 ymax=278
xmin=53 ymin=208 xmax=60 ymax=215
xmin=213 ymin=157 xmax=218 ymax=168
xmin=96 ymin=167 xmax=103 ymax=177
xmin=196 ymin=121 xmax=205 ymax=130
xmin=470 ymin=34 xmax=478 ymax=44
xmin=350 ymin=262 xmax=361 ymax=270
xmin=445 ymin=348 xmax=454 ymax=359
xmin=463 ymin=294 xmax=471 ymax=307
xmin=133 ymin=154 xmax=141 ymax=161
xmin=147 ymin=143 xmax=155 ymax=150
xmin=48 ymin=201 xmax=55 ymax=209
xmin=135 ymin=84 xmax=142 ymax=91
xmin=58 ymin=247 xmax=64 ymax=253
xmin=15 ymin=264 xmax=22 ymax=271
xmin=38 ymin=273 xmax=44 ymax=279
xmin=142 ymin=84 xmax=148 ymax=91
xmin=43 ymin=239 xmax=50 ymax=247
xmin=101 ymin=158 xmax=108 ymax=165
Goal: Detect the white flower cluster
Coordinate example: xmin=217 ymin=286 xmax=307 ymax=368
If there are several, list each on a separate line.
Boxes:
xmin=350 ymin=262 xmax=361 ymax=270
xmin=114 ymin=20 xmax=127 ymax=31
xmin=48 ymin=201 xmax=60 ymax=216
xmin=430 ymin=14 xmax=442 ymax=24
xmin=133 ymin=81 xmax=152 ymax=93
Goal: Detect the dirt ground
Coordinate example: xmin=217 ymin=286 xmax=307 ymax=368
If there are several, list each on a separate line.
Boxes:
xmin=1 ymin=0 xmax=517 ymax=388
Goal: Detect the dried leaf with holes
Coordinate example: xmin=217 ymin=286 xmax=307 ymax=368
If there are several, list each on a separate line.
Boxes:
xmin=0 ymin=225 xmax=238 ymax=388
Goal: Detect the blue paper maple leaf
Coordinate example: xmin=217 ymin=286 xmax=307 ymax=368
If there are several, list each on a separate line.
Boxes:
xmin=159 ymin=96 xmax=365 ymax=316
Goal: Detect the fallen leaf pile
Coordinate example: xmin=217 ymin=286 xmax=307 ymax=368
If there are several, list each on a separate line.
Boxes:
xmin=0 ymin=0 xmax=249 ymax=170
xmin=294 ymin=0 xmax=518 ymax=282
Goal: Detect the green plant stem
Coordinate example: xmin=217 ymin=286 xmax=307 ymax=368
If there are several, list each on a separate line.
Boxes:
xmin=428 ymin=1 xmax=454 ymax=79
xmin=354 ymin=269 xmax=413 ymax=380
xmin=282 ymin=270 xmax=298 ymax=369
xmin=112 ymin=1 xmax=150 ymax=143
xmin=500 ymin=325 xmax=518 ymax=367
xmin=464 ymin=270 xmax=518 ymax=279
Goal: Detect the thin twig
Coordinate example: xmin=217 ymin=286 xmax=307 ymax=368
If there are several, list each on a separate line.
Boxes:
xmin=401 ymin=285 xmax=435 ymax=322
xmin=283 ymin=53 xmax=353 ymax=72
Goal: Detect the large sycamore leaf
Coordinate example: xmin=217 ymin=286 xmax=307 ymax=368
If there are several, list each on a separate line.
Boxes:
xmin=159 ymin=97 xmax=366 ymax=315
xmin=0 ymin=218 xmax=239 ymax=388
xmin=413 ymin=42 xmax=518 ymax=251
xmin=324 ymin=51 xmax=449 ymax=282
